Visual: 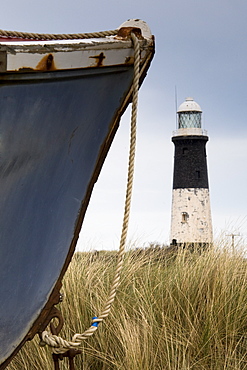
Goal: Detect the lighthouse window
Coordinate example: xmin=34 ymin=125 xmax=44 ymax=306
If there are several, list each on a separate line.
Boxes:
xmin=183 ymin=147 xmax=188 ymax=155
xmin=182 ymin=212 xmax=189 ymax=223
xmin=178 ymin=112 xmax=201 ymax=129
xmin=196 ymin=170 xmax=201 ymax=179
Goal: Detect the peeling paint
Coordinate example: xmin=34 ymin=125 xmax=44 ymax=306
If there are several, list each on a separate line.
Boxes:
xmin=0 ymin=38 xmax=153 ymax=72
xmin=170 ymin=188 xmax=213 ymax=244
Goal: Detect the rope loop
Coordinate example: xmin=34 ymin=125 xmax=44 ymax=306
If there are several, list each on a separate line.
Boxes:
xmin=40 ymin=31 xmax=140 ymax=355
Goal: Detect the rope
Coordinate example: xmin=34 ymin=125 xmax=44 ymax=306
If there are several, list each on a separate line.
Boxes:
xmin=40 ymin=32 xmax=140 ymax=354
xmin=0 ymin=29 xmax=118 ymax=40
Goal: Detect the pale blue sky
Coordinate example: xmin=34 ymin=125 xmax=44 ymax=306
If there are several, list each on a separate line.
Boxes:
xmin=2 ymin=0 xmax=247 ymax=250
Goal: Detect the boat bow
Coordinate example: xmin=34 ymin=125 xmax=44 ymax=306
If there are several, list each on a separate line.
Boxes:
xmin=0 ymin=19 xmax=154 ymax=368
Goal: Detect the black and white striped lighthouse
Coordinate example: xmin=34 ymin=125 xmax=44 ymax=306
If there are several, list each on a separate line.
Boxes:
xmin=170 ymin=97 xmax=213 ymax=248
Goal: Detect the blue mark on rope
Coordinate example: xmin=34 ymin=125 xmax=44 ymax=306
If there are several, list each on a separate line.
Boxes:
xmin=92 ymin=316 xmax=99 ymax=327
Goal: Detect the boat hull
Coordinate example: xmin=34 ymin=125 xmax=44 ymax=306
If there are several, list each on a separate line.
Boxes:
xmin=0 ymin=65 xmax=134 ymax=365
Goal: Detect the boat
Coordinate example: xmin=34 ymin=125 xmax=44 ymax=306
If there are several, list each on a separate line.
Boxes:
xmin=0 ymin=19 xmax=154 ymax=368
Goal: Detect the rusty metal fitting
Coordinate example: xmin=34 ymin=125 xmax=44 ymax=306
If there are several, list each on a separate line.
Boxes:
xmin=115 ymin=27 xmax=143 ymax=40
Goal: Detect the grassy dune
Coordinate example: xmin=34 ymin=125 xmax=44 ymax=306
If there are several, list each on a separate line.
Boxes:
xmin=7 ymin=245 xmax=247 ymax=369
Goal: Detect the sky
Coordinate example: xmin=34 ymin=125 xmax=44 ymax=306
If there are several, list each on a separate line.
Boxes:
xmin=2 ymin=0 xmax=247 ymax=251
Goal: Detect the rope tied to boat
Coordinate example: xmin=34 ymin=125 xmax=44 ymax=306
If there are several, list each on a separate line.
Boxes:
xmin=0 ymin=28 xmax=118 ymax=40
xmin=40 ymin=31 xmax=140 ymax=355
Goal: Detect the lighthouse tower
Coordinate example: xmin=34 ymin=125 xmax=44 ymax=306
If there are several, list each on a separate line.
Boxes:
xmin=170 ymin=97 xmax=213 ymax=248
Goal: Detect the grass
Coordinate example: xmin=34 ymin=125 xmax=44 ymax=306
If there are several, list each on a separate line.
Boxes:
xmin=6 ymin=244 xmax=247 ymax=369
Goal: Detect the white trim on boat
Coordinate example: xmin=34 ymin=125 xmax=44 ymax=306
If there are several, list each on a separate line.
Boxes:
xmin=0 ymin=19 xmax=154 ymax=72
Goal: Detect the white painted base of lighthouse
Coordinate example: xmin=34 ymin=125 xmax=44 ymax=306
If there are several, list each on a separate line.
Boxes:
xmin=170 ymin=188 xmax=213 ymax=245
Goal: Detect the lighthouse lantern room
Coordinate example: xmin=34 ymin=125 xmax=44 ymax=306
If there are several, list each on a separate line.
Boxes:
xmin=170 ymin=97 xmax=213 ymax=248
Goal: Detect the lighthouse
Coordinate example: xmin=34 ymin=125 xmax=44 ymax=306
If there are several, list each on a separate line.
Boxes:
xmin=170 ymin=97 xmax=213 ymax=248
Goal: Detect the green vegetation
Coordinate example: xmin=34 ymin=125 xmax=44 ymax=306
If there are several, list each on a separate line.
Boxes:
xmin=7 ymin=245 xmax=247 ymax=369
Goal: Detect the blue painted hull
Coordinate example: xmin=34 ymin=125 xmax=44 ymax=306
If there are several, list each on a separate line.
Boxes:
xmin=0 ymin=65 xmax=135 ymax=366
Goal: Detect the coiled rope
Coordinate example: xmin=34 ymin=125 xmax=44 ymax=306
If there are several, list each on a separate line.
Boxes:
xmin=0 ymin=29 xmax=118 ymax=40
xmin=40 ymin=32 xmax=140 ymax=354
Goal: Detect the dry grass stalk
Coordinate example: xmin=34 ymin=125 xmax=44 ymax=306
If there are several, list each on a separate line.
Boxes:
xmin=7 ymin=245 xmax=247 ymax=369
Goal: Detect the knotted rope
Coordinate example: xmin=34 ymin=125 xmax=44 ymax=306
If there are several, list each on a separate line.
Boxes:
xmin=0 ymin=29 xmax=118 ymax=40
xmin=40 ymin=32 xmax=140 ymax=354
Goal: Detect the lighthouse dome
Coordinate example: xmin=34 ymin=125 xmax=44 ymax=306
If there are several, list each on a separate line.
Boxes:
xmin=177 ymin=97 xmax=202 ymax=113
xmin=177 ymin=97 xmax=202 ymax=130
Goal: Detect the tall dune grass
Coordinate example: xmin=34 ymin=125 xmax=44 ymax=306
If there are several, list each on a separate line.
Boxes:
xmin=7 ymin=245 xmax=247 ymax=369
